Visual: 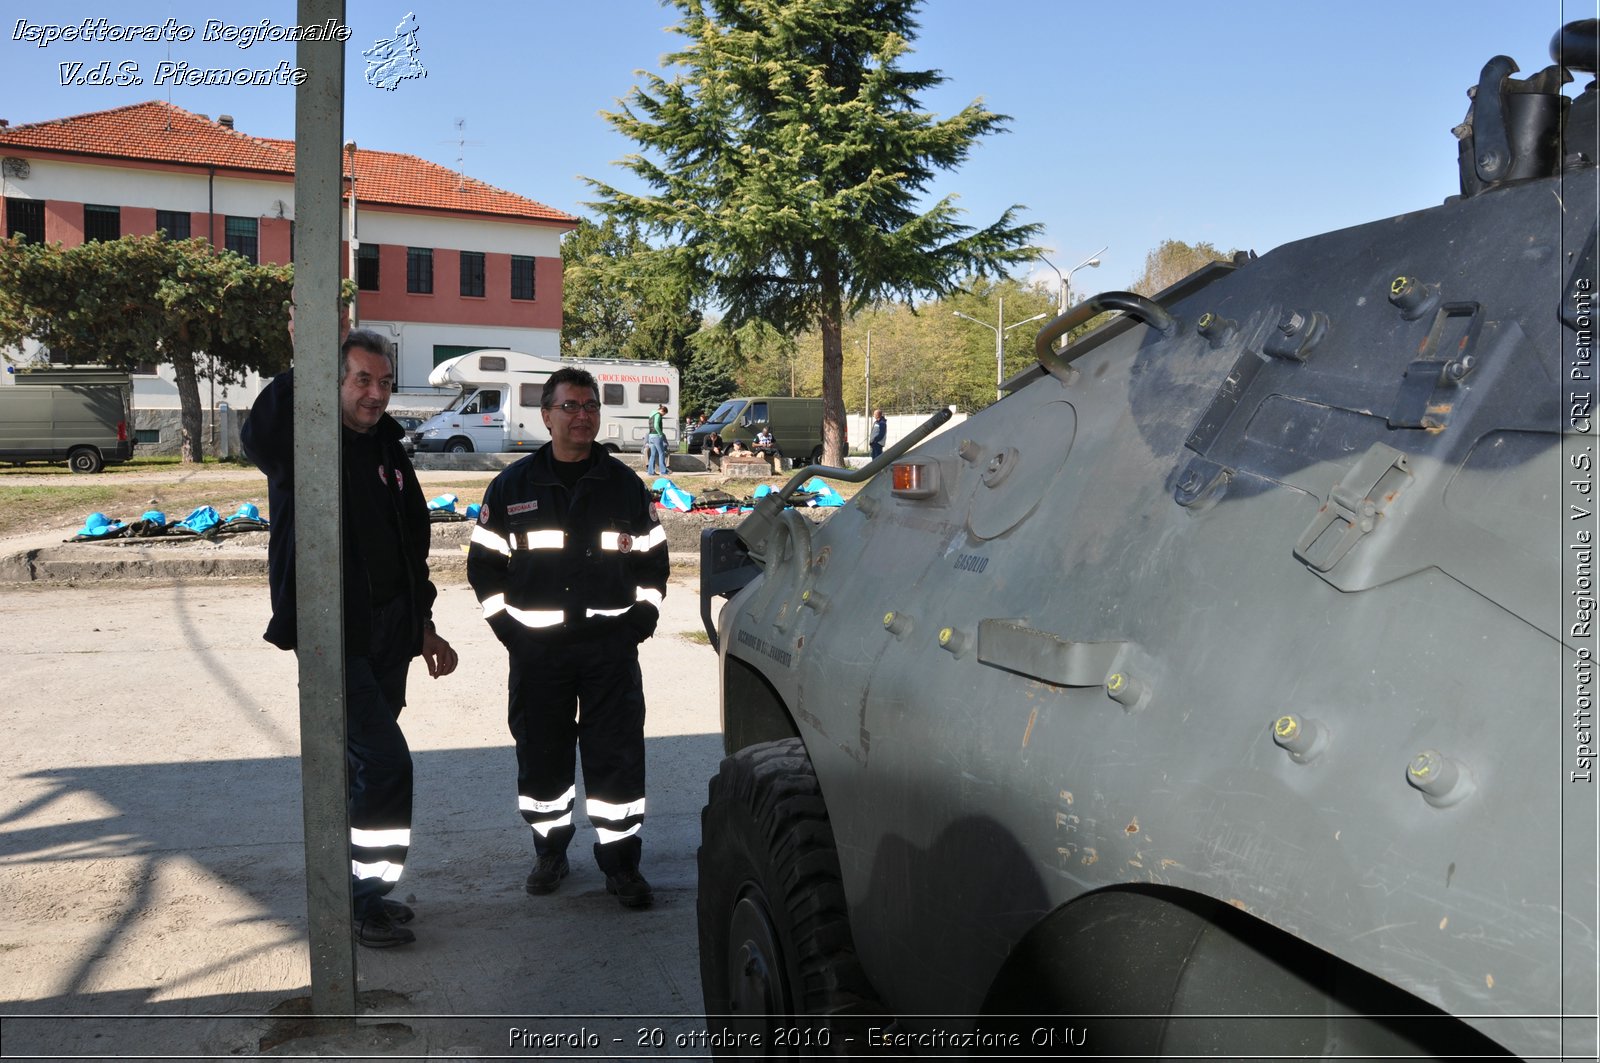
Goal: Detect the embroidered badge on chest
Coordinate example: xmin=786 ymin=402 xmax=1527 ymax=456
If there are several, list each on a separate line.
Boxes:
xmin=506 ymin=500 xmax=539 ymax=516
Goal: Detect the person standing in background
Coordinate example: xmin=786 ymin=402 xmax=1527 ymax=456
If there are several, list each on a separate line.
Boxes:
xmin=869 ymin=409 xmax=887 ymax=460
xmin=645 ymin=404 xmax=668 ymax=477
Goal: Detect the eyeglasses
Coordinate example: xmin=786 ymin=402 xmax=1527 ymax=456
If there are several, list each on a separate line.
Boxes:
xmin=547 ymin=400 xmax=601 ymax=414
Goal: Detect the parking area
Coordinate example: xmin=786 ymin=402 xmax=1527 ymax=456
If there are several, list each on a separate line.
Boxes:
xmin=0 ymin=573 xmax=725 ymax=1057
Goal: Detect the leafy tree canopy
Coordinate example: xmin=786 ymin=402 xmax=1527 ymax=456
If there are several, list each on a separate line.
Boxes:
xmin=1130 ymin=239 xmax=1236 ymax=298
xmin=561 ymin=216 xmax=701 ymax=367
xmin=0 ymin=234 xmax=294 ymax=462
xmin=586 ymin=0 xmax=1041 ymax=462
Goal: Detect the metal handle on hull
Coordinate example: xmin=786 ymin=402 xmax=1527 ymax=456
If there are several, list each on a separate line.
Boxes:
xmin=1033 ymin=291 xmax=1177 ymax=383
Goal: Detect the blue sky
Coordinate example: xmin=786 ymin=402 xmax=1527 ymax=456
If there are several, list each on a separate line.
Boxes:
xmin=0 ymin=1 xmax=1584 ymax=290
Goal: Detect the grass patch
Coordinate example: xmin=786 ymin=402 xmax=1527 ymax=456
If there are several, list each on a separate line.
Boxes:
xmin=0 ymin=454 xmax=257 ymax=478
xmin=0 ymin=479 xmax=268 ymax=540
xmin=676 ymin=629 xmax=712 ymax=645
xmin=0 ymin=474 xmax=500 ymax=541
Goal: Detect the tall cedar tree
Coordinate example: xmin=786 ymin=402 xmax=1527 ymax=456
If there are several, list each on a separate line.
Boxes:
xmin=0 ymin=235 xmax=294 ymax=462
xmin=586 ymin=0 xmax=1040 ymax=463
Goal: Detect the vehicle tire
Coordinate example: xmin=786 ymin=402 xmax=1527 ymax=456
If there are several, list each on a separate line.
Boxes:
xmin=698 ymin=738 xmax=884 ymax=1053
xmin=445 ymin=437 xmax=473 ymax=454
xmin=67 ymin=447 xmax=104 ymax=474
xmin=602 ymin=443 xmax=620 ymax=454
xmin=808 ymin=445 xmax=823 ymax=467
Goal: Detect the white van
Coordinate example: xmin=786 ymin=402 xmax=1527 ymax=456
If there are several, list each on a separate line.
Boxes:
xmin=412 ymin=350 xmax=679 ymax=455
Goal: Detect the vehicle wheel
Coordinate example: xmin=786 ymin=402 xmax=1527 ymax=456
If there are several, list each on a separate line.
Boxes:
xmin=67 ymin=447 xmax=104 ymax=474
xmin=445 ymin=437 xmax=473 ymax=454
xmin=808 ymin=445 xmax=823 ymax=467
xmin=698 ymin=738 xmax=883 ymax=1052
xmin=602 ymin=443 xmax=620 ymax=454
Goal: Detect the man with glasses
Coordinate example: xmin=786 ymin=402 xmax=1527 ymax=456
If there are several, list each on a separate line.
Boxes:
xmin=242 ymin=328 xmax=460 ymax=949
xmin=466 ymin=367 xmax=668 ymax=908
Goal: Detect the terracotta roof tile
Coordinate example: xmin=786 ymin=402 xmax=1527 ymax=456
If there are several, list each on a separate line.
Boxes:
xmin=0 ymin=101 xmax=577 ymax=226
xmin=260 ymin=137 xmax=576 ymax=224
xmin=0 ymin=101 xmax=293 ymax=173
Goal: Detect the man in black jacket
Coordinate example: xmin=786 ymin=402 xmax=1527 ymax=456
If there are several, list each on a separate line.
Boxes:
xmin=467 ymin=367 xmax=667 ymax=908
xmin=241 ymin=328 xmax=458 ymax=949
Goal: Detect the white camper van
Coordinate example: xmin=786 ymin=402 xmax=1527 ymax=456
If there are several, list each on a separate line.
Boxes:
xmin=411 ymin=350 xmax=679 ymax=455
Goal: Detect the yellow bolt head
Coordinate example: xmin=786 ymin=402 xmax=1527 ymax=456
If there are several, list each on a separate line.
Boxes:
xmin=1391 ymin=275 xmax=1410 ymax=295
xmin=883 ymin=611 xmax=895 ymax=627
xmin=938 ymin=627 xmax=953 ymax=645
xmin=1275 ymin=715 xmax=1300 ymax=739
xmin=1106 ymin=673 xmax=1125 ymax=693
xmin=1198 ymin=312 xmax=1213 ymax=327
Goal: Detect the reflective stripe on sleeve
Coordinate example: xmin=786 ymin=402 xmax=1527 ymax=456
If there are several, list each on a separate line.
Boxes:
xmin=635 ymin=586 xmax=664 ymax=608
xmin=595 ymin=824 xmax=642 ymax=844
xmin=350 ymin=827 xmax=411 ymax=848
xmin=351 ymin=859 xmax=403 ymax=882
xmin=587 ymin=797 xmax=646 ymax=820
xmin=480 ymin=592 xmax=507 ymax=618
xmin=600 ymin=531 xmax=623 ymax=551
xmin=522 ymin=529 xmax=565 ymax=550
xmin=638 ymin=525 xmax=668 ymax=551
xmin=470 ymin=525 xmax=511 ymax=556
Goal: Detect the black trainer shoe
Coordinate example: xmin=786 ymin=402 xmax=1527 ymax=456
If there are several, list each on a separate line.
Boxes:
xmin=355 ymin=909 xmax=415 ymax=949
xmin=381 ymin=899 xmax=414 ymax=924
xmin=524 ymin=852 xmax=570 ymax=895
xmin=605 ymin=869 xmax=653 ymax=909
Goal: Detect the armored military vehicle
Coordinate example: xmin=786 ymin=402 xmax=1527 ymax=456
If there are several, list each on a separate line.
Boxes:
xmin=696 ymin=20 xmax=1598 ymax=1060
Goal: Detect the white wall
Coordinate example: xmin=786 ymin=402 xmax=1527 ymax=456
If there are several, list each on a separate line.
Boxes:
xmin=846 ymin=410 xmax=969 ymax=453
xmin=1 ymin=158 xmax=289 ymax=216
xmin=358 ymin=209 xmax=562 ymax=257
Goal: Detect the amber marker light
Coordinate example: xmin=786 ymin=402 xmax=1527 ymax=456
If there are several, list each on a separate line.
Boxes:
xmin=890 ymin=461 xmax=940 ymax=499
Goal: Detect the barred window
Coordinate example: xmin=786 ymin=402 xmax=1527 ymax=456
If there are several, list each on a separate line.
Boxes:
xmin=460 ymin=250 xmax=485 ymax=298
xmin=511 ymin=255 xmax=536 ymax=300
xmin=155 ymin=210 xmax=190 ymax=240
xmin=224 ymin=216 xmax=258 ymax=263
xmin=357 ymin=243 xmax=380 ymax=291
xmin=83 ymin=204 xmax=120 ymax=242
xmin=5 ymin=198 xmax=44 ymax=243
xmin=407 ymin=247 xmax=433 ymax=293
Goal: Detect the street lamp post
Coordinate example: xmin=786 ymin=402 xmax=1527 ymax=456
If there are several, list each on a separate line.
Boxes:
xmin=1037 ymin=244 xmax=1107 ymax=317
xmin=1065 ymin=244 xmax=1108 ymax=310
xmin=954 ymin=296 xmax=1049 ymax=402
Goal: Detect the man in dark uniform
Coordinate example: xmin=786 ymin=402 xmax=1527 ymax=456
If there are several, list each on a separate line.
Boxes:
xmin=466 ymin=366 xmax=668 ymax=908
xmin=242 ymin=328 xmax=459 ymax=948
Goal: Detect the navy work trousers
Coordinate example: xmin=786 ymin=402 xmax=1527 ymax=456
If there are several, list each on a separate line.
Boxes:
xmin=508 ymin=633 xmax=647 ymax=874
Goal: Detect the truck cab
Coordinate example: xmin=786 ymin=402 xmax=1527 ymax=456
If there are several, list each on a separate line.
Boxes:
xmin=688 ymin=395 xmax=825 ymax=467
xmin=413 ymin=384 xmax=508 ymax=454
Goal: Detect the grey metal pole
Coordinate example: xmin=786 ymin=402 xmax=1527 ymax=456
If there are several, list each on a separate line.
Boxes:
xmin=995 ymin=296 xmax=1005 ymax=401
xmin=293 ymin=0 xmax=355 ymax=1020
xmin=864 ymin=329 xmax=870 ymax=423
